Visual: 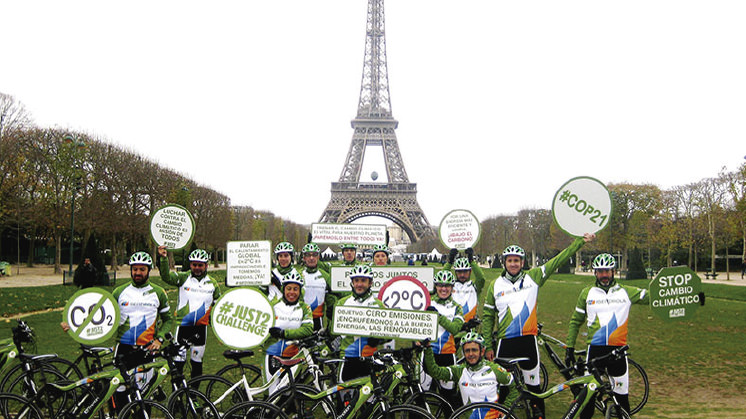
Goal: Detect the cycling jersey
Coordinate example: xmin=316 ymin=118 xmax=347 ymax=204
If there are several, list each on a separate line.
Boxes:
xmin=298 ymin=267 xmax=333 ymax=321
xmin=265 ymin=298 xmax=313 ymax=357
xmin=483 ymin=237 xmax=586 ymax=348
xmin=430 ymin=296 xmax=464 ymax=355
xmin=567 ymin=283 xmax=649 ymax=347
xmin=443 ymin=261 xmax=485 ymax=322
xmin=159 ymin=259 xmax=221 ymax=326
xmin=423 ymin=347 xmax=516 ymax=407
xmin=266 ymin=265 xmax=293 ymax=301
xmin=113 ymin=281 xmax=173 ymax=345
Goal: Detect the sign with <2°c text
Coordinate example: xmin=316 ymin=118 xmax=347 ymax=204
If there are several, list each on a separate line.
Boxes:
xmin=552 ymin=176 xmax=612 ymax=237
xmin=377 ymin=276 xmax=432 ymax=311
xmin=149 ymin=204 xmax=195 ymax=250
xmin=62 ymin=288 xmax=120 ymax=345
xmin=211 ymin=288 xmax=274 ymax=349
xmin=310 ymin=223 xmax=387 ymax=246
xmin=226 ymin=240 xmax=272 ymax=287
xmin=649 ymin=266 xmax=702 ymax=321
xmin=332 ymin=305 xmax=438 ymax=341
xmin=330 ymin=266 xmax=434 ymax=293
xmin=438 ymin=209 xmax=481 ymax=250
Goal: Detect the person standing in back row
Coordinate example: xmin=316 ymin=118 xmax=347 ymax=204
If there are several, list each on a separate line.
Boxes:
xmin=482 ymin=233 xmax=595 ymax=419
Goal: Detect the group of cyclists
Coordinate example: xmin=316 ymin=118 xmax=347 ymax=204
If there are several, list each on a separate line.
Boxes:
xmin=80 ymin=231 xmax=648 ymax=418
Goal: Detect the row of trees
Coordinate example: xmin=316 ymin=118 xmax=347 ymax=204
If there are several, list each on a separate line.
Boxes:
xmin=3 ymin=92 xmax=744 ymax=278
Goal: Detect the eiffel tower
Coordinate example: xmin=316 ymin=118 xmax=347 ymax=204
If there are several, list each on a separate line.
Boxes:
xmin=318 ymin=0 xmax=434 ymax=243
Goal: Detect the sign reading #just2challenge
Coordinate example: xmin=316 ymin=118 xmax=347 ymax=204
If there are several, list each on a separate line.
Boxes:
xmin=211 ymin=288 xmax=274 ymax=349
xmin=552 ymin=176 xmax=612 ymax=237
xmin=226 ymin=240 xmax=272 ymax=287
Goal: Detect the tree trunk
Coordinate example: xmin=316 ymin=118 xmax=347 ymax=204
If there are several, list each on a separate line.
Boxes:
xmin=55 ymin=234 xmax=62 ymax=274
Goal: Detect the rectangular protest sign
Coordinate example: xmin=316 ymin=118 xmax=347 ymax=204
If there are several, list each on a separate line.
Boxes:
xmin=311 ymin=223 xmax=387 ymax=246
xmin=331 ymin=306 xmax=438 ymax=341
xmin=226 ymin=240 xmax=272 ymax=287
xmin=330 ymin=266 xmax=434 ymax=292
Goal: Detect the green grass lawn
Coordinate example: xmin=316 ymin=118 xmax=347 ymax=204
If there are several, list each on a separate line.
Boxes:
xmin=1 ymin=267 xmax=744 ymax=418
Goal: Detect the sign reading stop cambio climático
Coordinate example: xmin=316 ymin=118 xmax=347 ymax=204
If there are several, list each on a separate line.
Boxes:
xmin=311 ymin=223 xmax=387 ymax=246
xmin=649 ymin=266 xmax=701 ymax=321
xmin=63 ymin=288 xmax=120 ymax=344
xmin=552 ymin=177 xmax=612 ymax=237
xmin=378 ymin=276 xmax=432 ymax=311
xmin=330 ymin=266 xmax=434 ymax=293
xmin=150 ymin=204 xmax=195 ymax=250
xmin=332 ymin=305 xmax=438 ymax=341
xmin=226 ymin=241 xmax=272 ymax=287
xmin=439 ymin=209 xmax=481 ymax=250
xmin=211 ymin=288 xmax=274 ymax=349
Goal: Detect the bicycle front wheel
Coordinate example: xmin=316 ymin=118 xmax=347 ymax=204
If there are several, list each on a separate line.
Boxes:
xmin=373 ymin=404 xmax=438 ymax=419
xmin=403 ymin=391 xmax=453 ymax=419
xmin=0 ymin=392 xmax=44 ymax=419
xmin=217 ymin=364 xmax=263 ymax=387
xmin=267 ymin=384 xmax=336 ymax=419
xmin=594 ymin=358 xmax=649 ymax=416
xmin=118 ymin=399 xmax=175 ymax=419
xmin=604 ymin=400 xmax=631 ymax=419
xmin=188 ymin=373 xmax=248 ymax=413
xmin=222 ymin=400 xmax=289 ymax=419
xmin=166 ymin=387 xmax=220 ymax=418
xmin=449 ymin=401 xmax=518 ymax=419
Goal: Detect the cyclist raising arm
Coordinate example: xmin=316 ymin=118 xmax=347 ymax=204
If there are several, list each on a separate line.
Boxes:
xmin=566 ymin=253 xmax=649 ymax=419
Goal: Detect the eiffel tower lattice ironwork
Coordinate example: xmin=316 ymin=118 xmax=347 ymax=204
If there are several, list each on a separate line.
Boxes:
xmin=318 ymin=0 xmax=433 ymax=242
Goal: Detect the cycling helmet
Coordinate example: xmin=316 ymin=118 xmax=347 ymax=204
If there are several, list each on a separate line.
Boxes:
xmin=340 ymin=243 xmax=357 ymax=250
xmin=188 ymin=249 xmax=210 ymax=263
xmin=349 ymin=264 xmax=373 ymax=279
xmin=502 ymin=245 xmax=526 ymax=260
xmin=274 ymin=242 xmax=294 ymax=254
xmin=282 ymin=270 xmax=304 ymax=288
xmin=452 ymin=257 xmax=471 ymax=271
xmin=129 ymin=251 xmax=153 ymax=267
xmin=434 ymin=270 xmax=456 ymax=286
xmin=460 ymin=331 xmax=486 ymax=348
xmin=592 ymin=253 xmax=616 ymax=270
xmin=302 ymin=243 xmax=320 ymax=254
xmin=372 ymin=244 xmax=389 ymax=255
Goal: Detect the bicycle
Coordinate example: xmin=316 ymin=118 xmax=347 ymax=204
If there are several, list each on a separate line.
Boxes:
xmin=0 ymin=392 xmax=45 ymax=419
xmin=502 ymin=345 xmax=634 ymax=419
xmin=536 ymin=323 xmax=649 ymax=415
xmin=267 ymin=349 xmax=440 ymax=419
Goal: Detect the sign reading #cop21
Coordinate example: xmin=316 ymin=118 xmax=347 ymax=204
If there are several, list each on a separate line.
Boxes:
xmin=552 ymin=176 xmax=612 ymax=237
xmin=211 ymin=288 xmax=274 ymax=349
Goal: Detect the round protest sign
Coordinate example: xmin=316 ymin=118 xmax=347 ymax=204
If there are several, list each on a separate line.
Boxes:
xmin=211 ymin=288 xmax=274 ymax=349
xmin=62 ymin=287 xmax=120 ymax=344
xmin=438 ymin=209 xmax=481 ymax=250
xmin=552 ymin=177 xmax=612 ymax=237
xmin=378 ymin=276 xmax=431 ymax=311
xmin=649 ymin=266 xmax=701 ymax=321
xmin=150 ymin=204 xmax=195 ymax=250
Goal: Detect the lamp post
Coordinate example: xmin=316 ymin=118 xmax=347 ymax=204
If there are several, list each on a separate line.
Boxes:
xmin=64 ymin=136 xmax=87 ymax=277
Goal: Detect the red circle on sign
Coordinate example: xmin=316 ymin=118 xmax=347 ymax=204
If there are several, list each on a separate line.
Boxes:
xmin=377 ymin=275 xmax=431 ymax=311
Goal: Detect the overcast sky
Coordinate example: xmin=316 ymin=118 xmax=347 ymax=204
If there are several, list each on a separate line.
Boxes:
xmin=2 ymin=1 xmax=745 ymax=228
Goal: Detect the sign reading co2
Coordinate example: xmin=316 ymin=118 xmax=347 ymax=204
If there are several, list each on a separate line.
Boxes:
xmin=552 ymin=177 xmax=612 ymax=237
xmin=377 ymin=276 xmax=432 ymax=311
xmin=439 ymin=209 xmax=481 ymax=250
xmin=211 ymin=288 xmax=274 ymax=349
xmin=62 ymin=288 xmax=120 ymax=344
xmin=150 ymin=204 xmax=195 ymax=250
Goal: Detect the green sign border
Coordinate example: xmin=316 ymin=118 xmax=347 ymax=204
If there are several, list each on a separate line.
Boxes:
xmin=649 ymin=266 xmax=701 ymax=321
xmin=210 ymin=287 xmax=275 ymax=350
xmin=62 ymin=287 xmax=120 ymax=345
xmin=551 ymin=176 xmax=613 ymax=238
xmin=149 ymin=203 xmax=196 ymax=251
xmin=438 ymin=209 xmax=481 ymax=250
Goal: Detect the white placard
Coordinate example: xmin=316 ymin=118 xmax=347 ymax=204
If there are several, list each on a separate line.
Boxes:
xmin=378 ymin=276 xmax=432 ymax=311
xmin=331 ymin=306 xmax=438 ymax=341
xmin=330 ymin=266 xmax=434 ymax=292
xmin=226 ymin=240 xmax=272 ymax=287
xmin=62 ymin=288 xmax=120 ymax=345
xmin=439 ymin=209 xmax=481 ymax=250
xmin=211 ymin=288 xmax=274 ymax=349
xmin=552 ymin=177 xmax=612 ymax=237
xmin=149 ymin=204 xmax=195 ymax=250
xmin=311 ymin=223 xmax=387 ymax=246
